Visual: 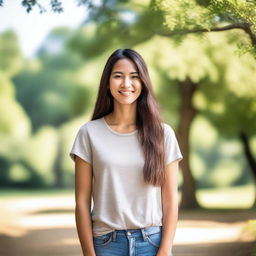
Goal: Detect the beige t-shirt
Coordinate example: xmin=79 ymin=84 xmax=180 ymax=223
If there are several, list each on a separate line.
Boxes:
xmin=69 ymin=116 xmax=183 ymax=237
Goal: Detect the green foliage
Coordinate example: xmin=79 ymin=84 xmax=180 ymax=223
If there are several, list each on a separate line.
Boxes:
xmin=153 ymin=0 xmax=214 ymax=31
xmin=69 ymin=4 xmax=165 ymax=58
xmin=209 ymin=0 xmax=255 ymax=28
xmin=1 ymin=0 xmax=255 ymax=190
xmin=0 ymin=96 xmax=31 ymax=136
xmin=243 ymin=219 xmax=256 ymax=239
xmin=0 ymin=28 xmax=94 ymax=188
xmin=0 ymin=31 xmax=31 ymax=137
xmin=136 ymin=32 xmax=256 ymax=188
xmin=0 ymin=30 xmax=23 ymax=77
xmin=154 ymin=0 xmax=256 ymax=31
xmin=155 ymin=31 xmax=256 ymax=137
xmin=13 ymin=60 xmax=91 ymax=131
xmin=197 ymin=33 xmax=256 ymax=137
xmin=0 ymin=0 xmax=63 ymax=13
xmin=4 ymin=0 xmax=255 ymax=56
xmin=0 ymin=72 xmax=15 ymax=98
xmin=13 ymin=28 xmax=92 ymax=131
xmin=21 ymin=0 xmax=63 ymax=13
xmin=153 ymin=0 xmax=256 ymax=56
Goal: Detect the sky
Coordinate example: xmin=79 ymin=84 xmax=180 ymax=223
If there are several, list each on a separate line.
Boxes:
xmin=0 ymin=1 xmax=87 ymax=58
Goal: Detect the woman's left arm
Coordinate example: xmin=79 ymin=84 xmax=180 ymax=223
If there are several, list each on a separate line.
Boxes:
xmin=157 ymin=159 xmax=180 ymax=256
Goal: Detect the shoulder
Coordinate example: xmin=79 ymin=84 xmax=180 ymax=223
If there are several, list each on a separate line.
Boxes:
xmin=78 ymin=117 xmax=102 ymax=134
xmin=161 ymin=122 xmax=175 ymax=136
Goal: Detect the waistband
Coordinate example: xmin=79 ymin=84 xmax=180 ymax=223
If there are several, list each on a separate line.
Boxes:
xmin=115 ymin=225 xmax=162 ymax=236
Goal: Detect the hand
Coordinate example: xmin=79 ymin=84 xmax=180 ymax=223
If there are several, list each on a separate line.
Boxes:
xmin=156 ymin=253 xmax=173 ymax=256
xmin=157 ymin=247 xmax=173 ymax=256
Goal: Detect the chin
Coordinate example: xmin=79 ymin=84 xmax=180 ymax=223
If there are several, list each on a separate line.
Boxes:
xmin=114 ymin=98 xmax=138 ymax=105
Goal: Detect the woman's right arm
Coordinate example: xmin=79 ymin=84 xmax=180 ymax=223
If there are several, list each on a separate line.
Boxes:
xmin=75 ymin=155 xmax=96 ymax=256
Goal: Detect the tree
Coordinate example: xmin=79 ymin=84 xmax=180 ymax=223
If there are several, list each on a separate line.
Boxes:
xmin=1 ymin=0 xmax=254 ymax=55
xmin=196 ymin=37 xmax=256 ymax=205
xmin=4 ymin=0 xmax=255 ymax=207
xmin=0 ymin=30 xmax=33 ymax=187
xmin=146 ymin=32 xmax=256 ymax=208
xmin=154 ymin=0 xmax=256 ymax=55
xmin=14 ymin=28 xmax=91 ymax=130
xmin=13 ymin=28 xmax=93 ymax=187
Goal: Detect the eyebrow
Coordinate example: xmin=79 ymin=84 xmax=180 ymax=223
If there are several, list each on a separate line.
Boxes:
xmin=112 ymin=71 xmax=139 ymax=75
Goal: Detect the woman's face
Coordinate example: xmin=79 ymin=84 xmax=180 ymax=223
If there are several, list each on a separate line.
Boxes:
xmin=108 ymin=58 xmax=142 ymax=105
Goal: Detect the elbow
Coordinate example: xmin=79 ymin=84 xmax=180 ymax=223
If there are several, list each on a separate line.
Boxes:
xmin=75 ymin=200 xmax=91 ymax=211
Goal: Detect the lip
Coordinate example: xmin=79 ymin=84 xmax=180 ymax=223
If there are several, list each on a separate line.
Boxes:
xmin=119 ymin=90 xmax=134 ymax=92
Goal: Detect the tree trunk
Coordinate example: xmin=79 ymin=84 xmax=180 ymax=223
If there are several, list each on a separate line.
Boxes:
xmin=177 ymin=77 xmax=200 ymax=209
xmin=239 ymin=131 xmax=256 ymax=208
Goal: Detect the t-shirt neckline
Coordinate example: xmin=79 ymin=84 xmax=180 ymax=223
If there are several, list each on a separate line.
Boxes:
xmin=101 ymin=116 xmax=138 ymax=136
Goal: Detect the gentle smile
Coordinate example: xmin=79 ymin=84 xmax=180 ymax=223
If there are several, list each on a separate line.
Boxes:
xmin=119 ymin=90 xmax=135 ymax=96
xmin=119 ymin=90 xmax=134 ymax=92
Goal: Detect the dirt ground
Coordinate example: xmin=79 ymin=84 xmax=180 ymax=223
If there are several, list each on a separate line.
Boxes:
xmin=0 ymin=195 xmax=255 ymax=256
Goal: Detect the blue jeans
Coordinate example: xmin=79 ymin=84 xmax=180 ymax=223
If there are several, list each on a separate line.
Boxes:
xmin=93 ymin=225 xmax=173 ymax=256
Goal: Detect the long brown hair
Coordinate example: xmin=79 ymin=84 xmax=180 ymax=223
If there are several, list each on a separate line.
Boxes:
xmin=91 ymin=48 xmax=166 ymax=187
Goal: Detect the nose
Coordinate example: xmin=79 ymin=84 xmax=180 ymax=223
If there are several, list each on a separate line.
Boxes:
xmin=122 ymin=76 xmax=132 ymax=88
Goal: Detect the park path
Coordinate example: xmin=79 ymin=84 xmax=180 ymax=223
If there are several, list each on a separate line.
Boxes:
xmin=0 ymin=194 xmax=255 ymax=256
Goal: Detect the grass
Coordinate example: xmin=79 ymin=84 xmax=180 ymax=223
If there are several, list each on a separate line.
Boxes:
xmin=196 ymin=184 xmax=255 ymax=209
xmin=0 ymin=188 xmax=74 ymax=198
xmin=243 ymin=220 xmax=256 ymax=239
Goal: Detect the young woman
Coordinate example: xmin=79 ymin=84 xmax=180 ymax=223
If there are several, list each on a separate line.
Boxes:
xmin=69 ymin=48 xmax=183 ymax=256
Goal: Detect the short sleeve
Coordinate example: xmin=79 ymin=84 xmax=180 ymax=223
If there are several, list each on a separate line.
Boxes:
xmin=164 ymin=124 xmax=183 ymax=165
xmin=69 ymin=124 xmax=92 ymax=165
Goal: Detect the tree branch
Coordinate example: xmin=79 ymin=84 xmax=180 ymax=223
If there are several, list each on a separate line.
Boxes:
xmin=157 ymin=22 xmax=256 ymax=46
xmin=243 ymin=23 xmax=256 ymax=46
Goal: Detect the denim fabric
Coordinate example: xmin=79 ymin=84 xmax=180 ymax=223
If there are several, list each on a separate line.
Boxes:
xmin=93 ymin=225 xmax=173 ymax=256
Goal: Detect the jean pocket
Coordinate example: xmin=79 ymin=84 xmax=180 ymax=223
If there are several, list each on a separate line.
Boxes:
xmin=146 ymin=230 xmax=162 ymax=248
xmin=93 ymin=232 xmax=112 ymax=247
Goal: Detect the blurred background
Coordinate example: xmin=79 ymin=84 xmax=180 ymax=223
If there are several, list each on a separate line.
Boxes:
xmin=0 ymin=0 xmax=256 ymax=255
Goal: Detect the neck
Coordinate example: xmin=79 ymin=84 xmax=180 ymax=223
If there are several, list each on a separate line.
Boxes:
xmin=107 ymin=103 xmax=137 ymax=125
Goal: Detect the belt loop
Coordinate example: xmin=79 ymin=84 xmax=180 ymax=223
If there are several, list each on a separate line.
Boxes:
xmin=112 ymin=230 xmax=116 ymax=241
xmin=140 ymin=228 xmax=147 ymax=241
